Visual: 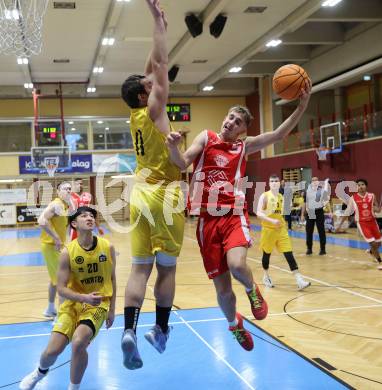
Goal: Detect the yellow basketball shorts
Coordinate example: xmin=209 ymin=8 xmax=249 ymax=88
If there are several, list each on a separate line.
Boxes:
xmin=53 ymin=300 xmax=108 ymax=341
xmin=260 ymin=226 xmax=292 ymax=254
xmin=130 ymin=183 xmax=185 ymax=258
xmin=41 ymin=243 xmax=60 ymax=285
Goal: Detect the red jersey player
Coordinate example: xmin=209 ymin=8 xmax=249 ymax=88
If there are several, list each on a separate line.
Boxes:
xmin=167 ymin=87 xmax=311 ymax=351
xmin=71 ymin=178 xmax=104 ymax=240
xmin=337 ymin=179 xmax=382 ymax=269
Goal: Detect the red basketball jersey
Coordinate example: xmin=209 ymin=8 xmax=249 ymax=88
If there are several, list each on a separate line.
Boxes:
xmin=71 ymin=192 xmax=92 ymax=208
xmin=189 ymin=130 xmax=247 ymax=214
xmin=351 ymin=192 xmax=375 ymax=222
xmin=70 ymin=192 xmax=93 ymax=240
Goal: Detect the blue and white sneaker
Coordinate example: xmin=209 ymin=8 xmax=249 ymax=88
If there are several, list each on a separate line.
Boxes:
xmin=121 ymin=329 xmax=143 ymax=370
xmin=144 ymin=325 xmax=171 ymax=354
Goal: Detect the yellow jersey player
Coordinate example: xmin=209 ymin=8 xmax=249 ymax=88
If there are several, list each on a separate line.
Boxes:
xmin=257 ymin=175 xmax=310 ymax=290
xmin=120 ymin=0 xmax=184 ymax=369
xmin=19 ymin=206 xmax=116 ymax=390
xmin=38 ymin=181 xmax=75 ymax=318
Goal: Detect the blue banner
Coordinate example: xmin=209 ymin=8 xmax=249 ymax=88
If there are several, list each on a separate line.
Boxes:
xmin=19 ymin=154 xmax=92 ymax=174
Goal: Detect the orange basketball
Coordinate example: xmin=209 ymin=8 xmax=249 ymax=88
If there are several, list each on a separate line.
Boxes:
xmin=272 ymin=64 xmax=310 ymax=100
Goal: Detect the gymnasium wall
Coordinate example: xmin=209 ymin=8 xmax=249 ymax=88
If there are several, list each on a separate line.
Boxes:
xmin=0 ymin=96 xmax=245 ymax=177
xmin=0 ymin=96 xmax=245 ymax=142
xmin=246 ymin=137 xmax=382 ymax=201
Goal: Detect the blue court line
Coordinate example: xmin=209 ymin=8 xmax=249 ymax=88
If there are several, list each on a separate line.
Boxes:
xmin=0 ymin=308 xmax=350 ymax=390
xmin=0 ymin=251 xmax=45 ymax=266
xmin=250 ymin=224 xmax=381 ymax=252
xmin=0 ymin=226 xmax=109 ymax=240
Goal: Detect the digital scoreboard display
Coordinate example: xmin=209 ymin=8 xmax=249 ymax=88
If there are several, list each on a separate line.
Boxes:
xmin=166 ymin=104 xmax=190 ymax=122
xmin=36 ymin=121 xmax=62 ymax=146
xmin=38 ymin=122 xmax=61 ymax=139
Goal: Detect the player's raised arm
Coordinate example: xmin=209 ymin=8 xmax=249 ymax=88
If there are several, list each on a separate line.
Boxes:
xmin=145 ymin=0 xmax=170 ymax=134
xmin=245 ymin=88 xmax=311 ymax=156
xmin=167 ymin=130 xmax=206 ymax=171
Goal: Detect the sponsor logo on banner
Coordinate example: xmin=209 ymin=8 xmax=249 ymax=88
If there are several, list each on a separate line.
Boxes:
xmin=0 ymin=205 xmax=17 ymax=225
xmin=16 ymin=205 xmax=45 ymax=224
xmin=19 ymin=154 xmax=92 ymax=174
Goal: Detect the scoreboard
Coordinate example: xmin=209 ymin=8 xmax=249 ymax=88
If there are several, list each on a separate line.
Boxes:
xmin=166 ymin=104 xmax=190 ymax=122
xmin=36 ymin=121 xmax=62 ymax=146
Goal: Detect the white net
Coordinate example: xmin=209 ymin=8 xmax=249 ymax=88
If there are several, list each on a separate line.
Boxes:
xmin=0 ymin=0 xmax=49 ymax=56
xmin=43 ymin=156 xmax=59 ymax=177
xmin=316 ymin=147 xmax=329 ymax=161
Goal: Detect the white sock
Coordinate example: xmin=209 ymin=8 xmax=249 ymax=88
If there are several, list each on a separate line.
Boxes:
xmin=47 ymin=302 xmax=56 ymax=312
xmin=228 ymin=318 xmax=238 ymax=327
xmin=293 ymin=271 xmax=301 ymax=279
xmin=68 ymin=383 xmax=80 ymax=390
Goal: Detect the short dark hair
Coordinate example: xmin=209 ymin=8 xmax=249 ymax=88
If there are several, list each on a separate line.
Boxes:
xmin=269 ymin=174 xmax=280 ymax=180
xmin=228 ymin=106 xmax=254 ymax=127
xmin=121 ymin=74 xmax=146 ymax=108
xmin=69 ymin=206 xmax=97 ymax=230
xmin=74 ymin=178 xmax=82 ymax=182
xmin=356 ymin=178 xmax=368 ymax=186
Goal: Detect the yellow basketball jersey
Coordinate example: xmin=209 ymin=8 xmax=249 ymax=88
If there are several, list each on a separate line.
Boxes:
xmin=261 ymin=191 xmax=285 ymax=229
xmin=130 ymin=107 xmax=181 ymax=184
xmin=40 ymin=198 xmax=69 ymax=245
xmin=66 ymin=236 xmax=113 ymax=310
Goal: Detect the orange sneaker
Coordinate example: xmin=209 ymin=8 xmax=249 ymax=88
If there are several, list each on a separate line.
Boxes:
xmin=229 ymin=313 xmax=254 ymax=351
xmin=247 ymin=286 xmax=268 ymax=320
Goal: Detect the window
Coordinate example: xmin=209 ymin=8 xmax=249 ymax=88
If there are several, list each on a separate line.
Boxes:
xmin=0 ymin=121 xmax=31 ymax=152
xmin=92 ymin=120 xmax=132 ymax=150
xmin=64 ymin=121 xmax=88 ymax=151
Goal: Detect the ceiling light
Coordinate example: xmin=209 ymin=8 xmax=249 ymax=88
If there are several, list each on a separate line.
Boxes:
xmin=202 ymin=85 xmax=214 ymax=92
xmin=24 ymin=83 xmax=33 ymax=89
xmin=97 ymin=121 xmax=104 ymax=124
xmin=87 ymin=87 xmax=96 ymax=93
xmin=117 ymin=0 xmax=131 ymax=2
xmin=229 ymin=66 xmax=242 ymax=73
xmin=68 ymin=121 xmax=74 ymax=124
xmin=322 ymin=0 xmax=343 ymax=6
xmin=102 ymin=37 xmax=115 ymax=46
xmin=266 ymin=39 xmax=282 ymax=47
xmin=71 ymin=127 xmax=76 ymax=131
xmin=363 ymin=75 xmax=371 ymax=81
xmin=93 ymin=67 xmax=104 ymax=73
xmin=17 ymin=58 xmax=28 ymax=65
xmin=126 ymin=119 xmax=130 ymax=124
xmin=105 ymin=127 xmax=110 ymax=130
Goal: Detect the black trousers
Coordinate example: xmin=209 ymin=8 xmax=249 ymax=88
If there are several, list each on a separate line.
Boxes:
xmin=284 ymin=214 xmax=292 ymax=229
xmin=305 ymin=208 xmax=326 ymax=251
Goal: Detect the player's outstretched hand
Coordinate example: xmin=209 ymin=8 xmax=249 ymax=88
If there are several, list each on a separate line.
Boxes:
xmin=298 ymin=87 xmax=311 ymax=108
xmin=83 ymin=292 xmax=102 ymax=306
xmin=166 ymin=132 xmax=182 ymax=148
xmin=145 ymin=0 xmax=162 ymax=19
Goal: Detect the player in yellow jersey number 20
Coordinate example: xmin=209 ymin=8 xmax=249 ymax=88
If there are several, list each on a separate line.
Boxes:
xmin=19 ymin=207 xmax=116 ymax=390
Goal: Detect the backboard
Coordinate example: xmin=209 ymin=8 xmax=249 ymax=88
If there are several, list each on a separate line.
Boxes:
xmin=319 ymin=122 xmax=342 ymax=154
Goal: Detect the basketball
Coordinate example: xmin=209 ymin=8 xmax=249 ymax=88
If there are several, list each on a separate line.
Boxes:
xmin=272 ymin=64 xmax=310 ymax=100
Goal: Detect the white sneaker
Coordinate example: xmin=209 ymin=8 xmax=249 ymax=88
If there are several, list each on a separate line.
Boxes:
xmin=43 ymin=308 xmax=57 ymax=318
xmin=19 ymin=368 xmax=46 ymax=390
xmin=263 ymin=274 xmax=274 ymax=288
xmin=296 ymin=275 xmax=311 ymax=290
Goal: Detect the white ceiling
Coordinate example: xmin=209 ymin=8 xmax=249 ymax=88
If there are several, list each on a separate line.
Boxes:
xmin=0 ymin=0 xmax=381 ymax=98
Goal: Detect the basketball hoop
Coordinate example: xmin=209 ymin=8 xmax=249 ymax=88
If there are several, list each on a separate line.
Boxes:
xmin=43 ymin=156 xmax=59 ymax=177
xmin=0 ymin=0 xmax=49 ymax=56
xmin=315 ymin=146 xmax=329 ymax=161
